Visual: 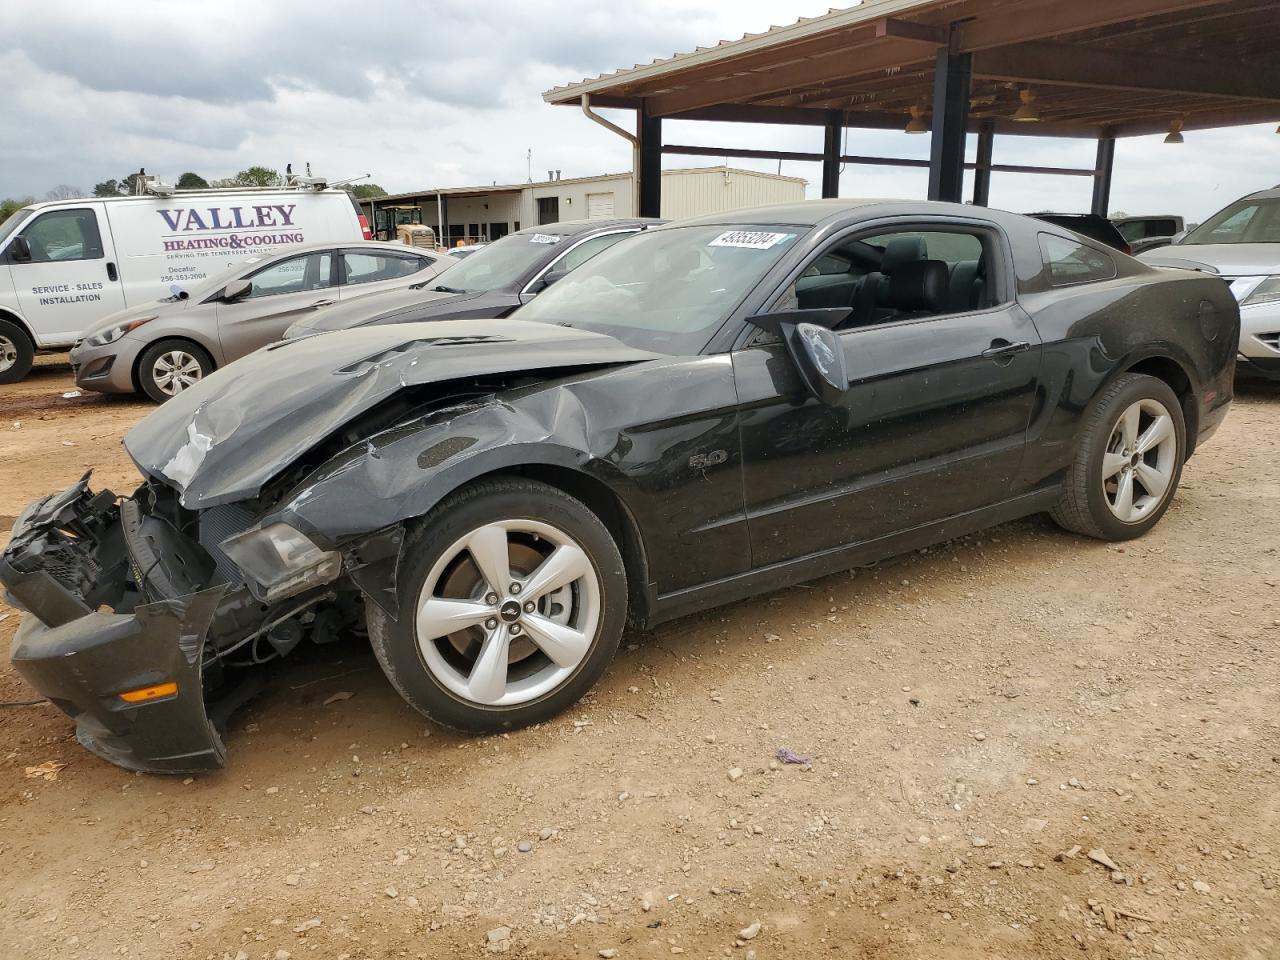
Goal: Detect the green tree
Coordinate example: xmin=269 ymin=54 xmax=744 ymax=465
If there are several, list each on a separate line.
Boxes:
xmin=94 ymin=172 xmax=148 ymax=196
xmin=176 ymin=171 xmax=209 ymax=189
xmin=349 ymin=183 xmax=387 ymax=199
xmin=217 ymin=166 xmax=282 ymax=188
xmin=0 ymin=197 xmax=36 ymax=220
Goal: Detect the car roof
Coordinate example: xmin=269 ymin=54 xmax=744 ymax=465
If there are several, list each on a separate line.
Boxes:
xmin=511 ymin=217 xmax=663 ymax=238
xmin=662 ymin=198 xmax=1049 ymax=233
xmin=245 ymin=239 xmax=428 ymax=256
xmin=669 ymin=198 xmax=893 ymax=229
xmin=1242 ymin=187 xmax=1280 ymax=201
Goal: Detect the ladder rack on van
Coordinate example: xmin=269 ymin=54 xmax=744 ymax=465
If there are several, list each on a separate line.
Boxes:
xmin=133 ymin=165 xmax=368 ymax=198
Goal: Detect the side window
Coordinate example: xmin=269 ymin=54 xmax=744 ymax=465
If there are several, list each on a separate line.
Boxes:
xmin=553 ymin=232 xmax=631 ymax=274
xmin=1115 ymin=221 xmax=1145 ymax=243
xmin=21 ymin=209 xmax=104 ymax=263
xmin=1038 ymin=234 xmax=1117 ymax=286
xmin=245 ymin=252 xmax=333 ymax=299
xmin=342 ymin=251 xmax=427 ymax=286
xmin=802 ymin=252 xmax=853 ymax=277
xmin=772 ymin=227 xmax=997 ymax=327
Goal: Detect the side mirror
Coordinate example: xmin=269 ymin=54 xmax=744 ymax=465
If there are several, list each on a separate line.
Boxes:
xmin=530 ymin=269 xmax=567 ymax=294
xmin=222 ymin=278 xmax=253 ymax=301
xmin=10 ymin=235 xmax=31 ymax=262
xmin=746 ymin=308 xmax=851 ymax=406
xmin=1169 ymin=229 xmax=1188 ymax=246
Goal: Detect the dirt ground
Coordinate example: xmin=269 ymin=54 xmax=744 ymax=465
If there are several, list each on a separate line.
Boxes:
xmin=1 ymin=357 xmax=1277 ymax=960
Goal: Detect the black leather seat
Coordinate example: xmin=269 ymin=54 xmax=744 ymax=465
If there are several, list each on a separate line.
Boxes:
xmin=947 ymin=260 xmax=981 ymax=312
xmin=849 ymin=236 xmax=928 ymax=324
xmin=885 ymin=259 xmax=950 ymax=316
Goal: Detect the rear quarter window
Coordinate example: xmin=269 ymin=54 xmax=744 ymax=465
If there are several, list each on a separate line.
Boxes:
xmin=1038 ymin=233 xmax=1117 ymax=286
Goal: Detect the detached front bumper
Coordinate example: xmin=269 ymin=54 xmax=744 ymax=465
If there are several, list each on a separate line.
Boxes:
xmin=2 ymin=477 xmax=229 ymax=774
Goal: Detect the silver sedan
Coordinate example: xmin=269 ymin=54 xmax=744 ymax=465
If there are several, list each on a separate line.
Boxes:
xmin=71 ymin=241 xmax=455 ymax=402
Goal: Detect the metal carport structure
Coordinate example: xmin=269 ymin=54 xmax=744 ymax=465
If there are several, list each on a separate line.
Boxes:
xmin=543 ymin=0 xmax=1280 ymax=217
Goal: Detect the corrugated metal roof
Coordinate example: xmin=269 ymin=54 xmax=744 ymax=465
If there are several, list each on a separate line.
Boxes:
xmin=540 ymin=0 xmax=1280 ymax=138
xmin=542 ymin=0 xmax=936 ymax=103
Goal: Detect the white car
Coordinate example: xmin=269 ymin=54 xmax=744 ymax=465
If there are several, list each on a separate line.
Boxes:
xmin=1140 ymin=187 xmax=1280 ymax=381
xmin=0 ymin=184 xmax=373 ymax=383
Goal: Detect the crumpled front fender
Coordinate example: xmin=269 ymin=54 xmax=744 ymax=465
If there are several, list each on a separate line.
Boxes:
xmin=276 ymin=385 xmax=636 ymax=547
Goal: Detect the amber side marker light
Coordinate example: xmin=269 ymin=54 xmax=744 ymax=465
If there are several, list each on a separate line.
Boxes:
xmin=119 ymin=682 xmax=178 ymax=703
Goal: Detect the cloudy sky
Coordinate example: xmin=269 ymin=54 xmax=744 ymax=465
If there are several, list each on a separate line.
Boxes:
xmin=2 ymin=0 xmax=1275 ymax=222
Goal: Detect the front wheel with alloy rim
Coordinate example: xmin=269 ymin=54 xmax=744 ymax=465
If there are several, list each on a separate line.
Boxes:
xmin=137 ymin=339 xmax=214 ymax=403
xmin=367 ymin=478 xmax=627 ymax=733
xmin=1051 ymin=373 xmax=1186 ymax=541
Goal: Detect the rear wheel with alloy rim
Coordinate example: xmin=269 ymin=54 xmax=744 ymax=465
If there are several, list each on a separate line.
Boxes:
xmin=1051 ymin=373 xmax=1186 ymax=541
xmin=137 ymin=339 xmax=213 ymax=402
xmin=367 ymin=478 xmax=627 ymax=733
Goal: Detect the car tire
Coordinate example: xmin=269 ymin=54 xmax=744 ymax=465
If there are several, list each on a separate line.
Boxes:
xmin=1050 ymin=373 xmax=1186 ymax=541
xmin=367 ymin=477 xmax=627 ymax=734
xmin=137 ymin=339 xmax=214 ymax=403
xmin=0 ymin=318 xmax=35 ymax=384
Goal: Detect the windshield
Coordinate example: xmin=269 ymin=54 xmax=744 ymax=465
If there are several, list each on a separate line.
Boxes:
xmin=517 ymin=224 xmax=805 ymax=354
xmin=0 ymin=206 xmax=33 ymax=250
xmin=435 ymin=231 xmax=564 ymax=292
xmin=1184 ymin=197 xmax=1280 ymax=245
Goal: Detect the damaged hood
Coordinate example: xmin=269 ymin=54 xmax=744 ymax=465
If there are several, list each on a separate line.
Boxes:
xmin=285 ymin=286 xmax=475 ymax=337
xmin=124 ymin=319 xmax=657 ymax=508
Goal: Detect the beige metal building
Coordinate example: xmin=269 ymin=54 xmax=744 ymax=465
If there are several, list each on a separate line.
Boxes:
xmin=363 ymin=166 xmax=806 ymax=245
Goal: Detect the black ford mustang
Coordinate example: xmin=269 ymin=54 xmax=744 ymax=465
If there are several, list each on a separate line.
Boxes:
xmin=1 ymin=200 xmax=1238 ymax=773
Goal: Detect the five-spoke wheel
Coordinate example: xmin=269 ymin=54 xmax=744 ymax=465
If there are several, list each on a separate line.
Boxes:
xmin=1051 ymin=373 xmax=1186 ymax=541
xmin=368 ymin=478 xmax=626 ymax=732
xmin=1100 ymin=397 xmax=1178 ymax=524
xmin=415 ymin=519 xmax=601 ymax=707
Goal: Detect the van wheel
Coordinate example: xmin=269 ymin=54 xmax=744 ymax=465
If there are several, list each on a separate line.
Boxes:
xmin=137 ymin=339 xmax=213 ymax=403
xmin=0 ymin=319 xmax=34 ymax=384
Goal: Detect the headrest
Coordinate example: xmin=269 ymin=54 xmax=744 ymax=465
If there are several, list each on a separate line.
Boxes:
xmin=881 ymin=236 xmax=928 ymax=273
xmin=948 ymin=260 xmax=982 ymax=311
xmin=887 ymin=259 xmax=949 ymax=313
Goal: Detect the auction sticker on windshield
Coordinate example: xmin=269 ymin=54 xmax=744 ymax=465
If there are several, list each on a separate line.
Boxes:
xmin=708 ymin=231 xmax=795 ymax=249
xmin=529 ymin=234 xmax=563 ymax=244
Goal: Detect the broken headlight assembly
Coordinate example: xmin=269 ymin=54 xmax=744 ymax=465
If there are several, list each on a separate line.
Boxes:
xmin=219 ymin=522 xmax=341 ymax=602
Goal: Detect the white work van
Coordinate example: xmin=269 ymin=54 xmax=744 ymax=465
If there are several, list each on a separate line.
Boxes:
xmin=0 ymin=184 xmax=371 ymax=382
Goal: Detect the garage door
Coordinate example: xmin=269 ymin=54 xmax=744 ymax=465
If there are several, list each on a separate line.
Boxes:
xmin=586 ymin=192 xmax=615 ymax=219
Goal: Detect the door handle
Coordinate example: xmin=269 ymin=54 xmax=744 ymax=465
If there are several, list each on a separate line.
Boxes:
xmin=981 ymin=339 xmax=1030 ymax=361
xmin=309 ymin=299 xmax=336 ymax=309
xmin=106 ymin=262 xmax=118 ymax=282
